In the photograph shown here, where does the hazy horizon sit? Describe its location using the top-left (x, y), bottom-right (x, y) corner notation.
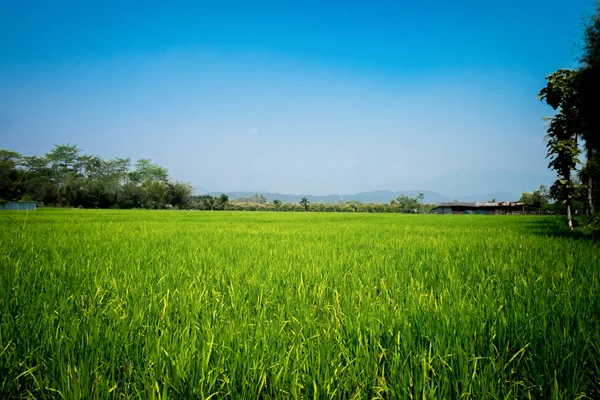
top-left (1, 0), bottom-right (594, 196)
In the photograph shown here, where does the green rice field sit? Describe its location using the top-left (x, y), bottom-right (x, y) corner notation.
top-left (1, 210), bottom-right (599, 399)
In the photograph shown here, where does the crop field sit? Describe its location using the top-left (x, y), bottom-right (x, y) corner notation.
top-left (0, 210), bottom-right (599, 399)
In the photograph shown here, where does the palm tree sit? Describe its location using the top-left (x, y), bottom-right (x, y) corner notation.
top-left (299, 197), bottom-right (310, 211)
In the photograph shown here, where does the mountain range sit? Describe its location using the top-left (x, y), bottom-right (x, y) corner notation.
top-left (200, 168), bottom-right (554, 205)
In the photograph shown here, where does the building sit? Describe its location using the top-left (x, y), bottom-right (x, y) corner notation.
top-left (0, 201), bottom-right (37, 211)
top-left (431, 201), bottom-right (525, 215)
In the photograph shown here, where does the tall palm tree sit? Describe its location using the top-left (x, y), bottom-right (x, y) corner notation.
top-left (299, 197), bottom-right (310, 211)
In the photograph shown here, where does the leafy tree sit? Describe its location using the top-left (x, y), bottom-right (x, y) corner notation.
top-left (45, 144), bottom-right (81, 173)
top-left (194, 194), bottom-right (228, 211)
top-left (273, 199), bottom-right (282, 210)
top-left (539, 5), bottom-right (600, 218)
top-left (217, 194), bottom-right (229, 210)
top-left (141, 179), bottom-right (169, 209)
top-left (130, 159), bottom-right (169, 184)
top-left (167, 181), bottom-right (193, 209)
top-left (299, 197), bottom-right (310, 211)
top-left (75, 156), bottom-right (131, 208)
top-left (43, 144), bottom-right (83, 206)
top-left (395, 194), bottom-right (420, 213)
top-left (113, 182), bottom-right (139, 208)
top-left (519, 185), bottom-right (550, 212)
top-left (0, 150), bottom-right (23, 200)
top-left (0, 145), bottom-right (186, 209)
top-left (539, 70), bottom-right (582, 229)
top-left (546, 112), bottom-right (580, 228)
top-left (415, 193), bottom-right (425, 213)
top-left (578, 5), bottom-right (600, 215)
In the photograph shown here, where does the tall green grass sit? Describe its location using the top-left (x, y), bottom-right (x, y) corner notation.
top-left (1, 210), bottom-right (598, 398)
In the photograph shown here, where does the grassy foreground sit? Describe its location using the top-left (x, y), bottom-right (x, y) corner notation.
top-left (0, 210), bottom-right (599, 399)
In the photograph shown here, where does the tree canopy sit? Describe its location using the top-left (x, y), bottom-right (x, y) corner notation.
top-left (539, 3), bottom-right (600, 228)
top-left (0, 144), bottom-right (193, 210)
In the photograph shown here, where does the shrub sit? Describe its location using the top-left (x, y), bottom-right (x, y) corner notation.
top-left (586, 214), bottom-right (600, 237)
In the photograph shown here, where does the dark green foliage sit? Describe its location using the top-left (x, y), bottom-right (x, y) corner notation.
top-left (272, 199), bottom-right (282, 209)
top-left (299, 197), bottom-right (310, 211)
top-left (0, 144), bottom-right (193, 209)
top-left (539, 71), bottom-right (582, 228)
top-left (587, 213), bottom-right (600, 236)
top-left (392, 194), bottom-right (421, 213)
top-left (191, 194), bottom-right (229, 210)
top-left (519, 185), bottom-right (550, 211)
top-left (540, 4), bottom-right (600, 221)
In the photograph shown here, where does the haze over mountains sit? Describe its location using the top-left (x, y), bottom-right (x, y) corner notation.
top-left (202, 168), bottom-right (554, 204)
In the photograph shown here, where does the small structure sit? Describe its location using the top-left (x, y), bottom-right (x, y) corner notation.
top-left (431, 201), bottom-right (525, 215)
top-left (0, 201), bottom-right (37, 211)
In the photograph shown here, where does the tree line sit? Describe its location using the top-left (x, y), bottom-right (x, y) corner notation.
top-left (0, 152), bottom-right (442, 213)
top-left (0, 144), bottom-right (194, 209)
top-left (219, 195), bottom-right (437, 213)
top-left (539, 5), bottom-right (600, 230)
top-left (0, 144), bottom-right (586, 216)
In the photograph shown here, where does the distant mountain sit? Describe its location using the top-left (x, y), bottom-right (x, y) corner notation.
top-left (202, 187), bottom-right (537, 205)
top-left (205, 191), bottom-right (441, 204)
top-left (203, 190), bottom-right (512, 205)
top-left (199, 168), bottom-right (552, 205)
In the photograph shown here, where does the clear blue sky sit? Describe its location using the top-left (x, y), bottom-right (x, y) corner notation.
top-left (0, 0), bottom-right (596, 196)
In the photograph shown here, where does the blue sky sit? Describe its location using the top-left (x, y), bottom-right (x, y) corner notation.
top-left (0, 0), bottom-right (596, 196)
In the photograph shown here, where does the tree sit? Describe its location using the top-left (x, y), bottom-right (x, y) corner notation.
top-left (195, 194), bottom-right (228, 211)
top-left (417, 193), bottom-right (424, 212)
top-left (76, 155), bottom-right (131, 208)
top-left (519, 185), bottom-right (550, 212)
top-left (0, 150), bottom-right (23, 200)
top-left (217, 194), bottom-right (229, 210)
top-left (578, 5), bottom-right (600, 216)
top-left (545, 110), bottom-right (580, 228)
top-left (45, 144), bottom-right (81, 173)
top-left (198, 195), bottom-right (217, 210)
top-left (539, 6), bottom-right (600, 218)
top-left (539, 70), bottom-right (583, 229)
top-left (299, 197), bottom-right (310, 211)
top-left (43, 144), bottom-right (83, 206)
top-left (141, 179), bottom-right (169, 209)
top-left (20, 155), bottom-right (56, 203)
top-left (0, 144), bottom-right (195, 210)
top-left (273, 199), bottom-right (282, 210)
top-left (167, 181), bottom-right (193, 209)
top-left (117, 182), bottom-right (143, 209)
top-left (130, 159), bottom-right (169, 184)
top-left (395, 194), bottom-right (420, 213)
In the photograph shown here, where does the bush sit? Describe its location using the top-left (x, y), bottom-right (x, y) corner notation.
top-left (586, 214), bottom-right (600, 237)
